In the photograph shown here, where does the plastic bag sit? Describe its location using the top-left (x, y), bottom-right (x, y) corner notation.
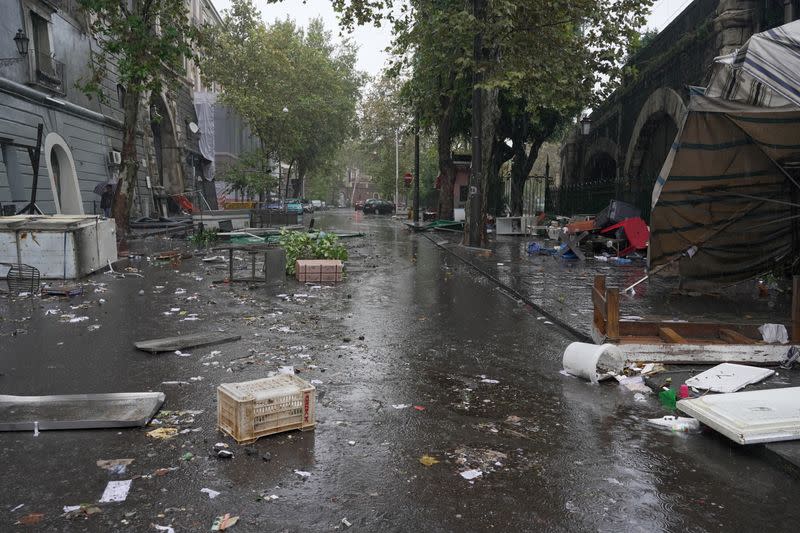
top-left (758, 323), bottom-right (788, 344)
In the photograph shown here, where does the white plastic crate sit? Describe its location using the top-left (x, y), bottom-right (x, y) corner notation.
top-left (217, 374), bottom-right (316, 444)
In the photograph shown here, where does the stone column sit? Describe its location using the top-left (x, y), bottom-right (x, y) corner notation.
top-left (714, 0), bottom-right (758, 56)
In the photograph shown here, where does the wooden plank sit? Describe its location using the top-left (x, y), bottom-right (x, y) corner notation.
top-left (592, 288), bottom-right (607, 319)
top-left (606, 288), bottom-right (620, 339)
top-left (793, 276), bottom-right (800, 342)
top-left (619, 321), bottom-right (767, 340)
top-left (719, 328), bottom-right (756, 345)
top-left (611, 343), bottom-right (786, 365)
top-left (134, 332), bottom-right (241, 353)
top-left (658, 327), bottom-right (686, 344)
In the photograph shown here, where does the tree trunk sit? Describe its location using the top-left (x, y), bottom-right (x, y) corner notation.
top-left (113, 87), bottom-right (142, 238)
top-left (479, 86), bottom-right (501, 242)
top-left (436, 115), bottom-right (455, 221)
top-left (284, 159), bottom-right (294, 199)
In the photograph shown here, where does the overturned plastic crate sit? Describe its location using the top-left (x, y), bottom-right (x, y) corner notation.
top-left (217, 374), bottom-right (316, 444)
top-left (295, 259), bottom-right (343, 283)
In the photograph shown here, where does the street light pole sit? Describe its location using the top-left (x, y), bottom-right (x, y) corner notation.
top-left (413, 112), bottom-right (420, 223)
top-left (395, 129), bottom-right (399, 207)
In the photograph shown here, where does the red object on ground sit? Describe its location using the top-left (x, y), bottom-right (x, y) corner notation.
top-left (679, 383), bottom-right (690, 399)
top-left (176, 194), bottom-right (194, 213)
top-left (600, 217), bottom-right (649, 257)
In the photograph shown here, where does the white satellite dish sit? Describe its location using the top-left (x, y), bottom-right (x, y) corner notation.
top-left (188, 121), bottom-right (200, 134)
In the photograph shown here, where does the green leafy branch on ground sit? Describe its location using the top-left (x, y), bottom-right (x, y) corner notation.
top-left (278, 230), bottom-right (348, 275)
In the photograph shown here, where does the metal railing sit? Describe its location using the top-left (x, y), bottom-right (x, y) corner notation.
top-left (33, 50), bottom-right (65, 94)
top-left (546, 176), bottom-right (657, 222)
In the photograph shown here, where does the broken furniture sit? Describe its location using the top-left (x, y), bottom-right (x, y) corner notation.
top-left (217, 374), bottom-right (316, 444)
top-left (591, 274), bottom-right (796, 364)
top-left (0, 215), bottom-right (117, 278)
top-left (0, 392), bottom-right (165, 431)
top-left (678, 386), bottom-right (800, 444)
top-left (0, 262), bottom-right (40, 294)
top-left (211, 243), bottom-right (286, 284)
top-left (134, 332), bottom-right (242, 353)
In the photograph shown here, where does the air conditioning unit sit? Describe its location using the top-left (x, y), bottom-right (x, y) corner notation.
top-left (108, 150), bottom-right (122, 165)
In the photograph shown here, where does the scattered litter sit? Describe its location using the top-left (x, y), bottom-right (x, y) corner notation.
top-left (782, 346), bottom-right (800, 370)
top-left (480, 378), bottom-right (500, 384)
top-left (616, 375), bottom-right (651, 394)
top-left (174, 350), bottom-right (192, 357)
top-left (146, 428), bottom-right (178, 439)
top-left (294, 470), bottom-right (311, 478)
top-left (99, 479), bottom-right (132, 503)
top-left (202, 255), bottom-right (226, 263)
top-left (135, 332), bottom-right (241, 353)
top-left (87, 324), bottom-right (101, 331)
top-left (759, 323), bottom-right (788, 344)
top-left (341, 518), bottom-right (352, 528)
top-left (201, 488), bottom-right (221, 499)
top-left (419, 455), bottom-right (440, 466)
top-left (392, 404), bottom-right (410, 409)
top-left (685, 363), bottom-right (775, 393)
top-left (181, 452), bottom-right (194, 461)
top-left (11, 504), bottom-right (24, 512)
top-left (647, 416), bottom-right (700, 432)
top-left (96, 458), bottom-right (134, 474)
top-left (278, 366), bottom-right (295, 375)
top-left (153, 525), bottom-right (175, 533)
top-left (69, 316), bottom-right (89, 323)
top-left (348, 440), bottom-right (356, 446)
top-left (460, 469), bottom-right (482, 480)
top-left (633, 393), bottom-right (647, 402)
top-left (217, 450), bottom-right (234, 459)
top-left (413, 405), bottom-right (426, 411)
top-left (310, 379), bottom-right (323, 385)
top-left (161, 380), bottom-right (190, 386)
top-left (63, 505), bottom-right (81, 513)
top-left (17, 513), bottom-right (44, 525)
top-left (210, 513), bottom-right (239, 531)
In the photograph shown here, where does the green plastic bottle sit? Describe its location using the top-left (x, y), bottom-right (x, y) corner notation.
top-left (659, 388), bottom-right (677, 410)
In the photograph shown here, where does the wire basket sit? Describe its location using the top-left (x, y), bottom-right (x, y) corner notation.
top-left (4, 263), bottom-right (41, 295)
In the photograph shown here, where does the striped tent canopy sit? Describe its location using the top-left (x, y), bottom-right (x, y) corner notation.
top-left (706, 20), bottom-right (800, 107)
top-left (649, 96), bottom-right (800, 284)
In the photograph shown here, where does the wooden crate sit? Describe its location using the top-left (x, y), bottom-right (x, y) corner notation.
top-left (295, 259), bottom-right (343, 283)
top-left (217, 375), bottom-right (316, 444)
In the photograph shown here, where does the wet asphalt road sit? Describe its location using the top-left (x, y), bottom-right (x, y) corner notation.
top-left (0, 209), bottom-right (799, 532)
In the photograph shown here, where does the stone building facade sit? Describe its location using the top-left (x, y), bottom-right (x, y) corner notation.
top-left (0, 0), bottom-right (218, 217)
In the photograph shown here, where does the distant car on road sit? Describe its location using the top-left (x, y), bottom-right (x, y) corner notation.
top-left (362, 198), bottom-right (395, 215)
top-left (311, 200), bottom-right (323, 210)
top-left (285, 199), bottom-right (304, 215)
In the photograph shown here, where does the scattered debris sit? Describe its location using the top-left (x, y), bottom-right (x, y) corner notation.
top-left (460, 469), bottom-right (482, 480)
top-left (562, 342), bottom-right (624, 383)
top-left (419, 455), bottom-right (440, 466)
top-left (147, 428), bottom-right (178, 440)
top-left (647, 416), bottom-right (700, 432)
top-left (685, 363), bottom-right (775, 393)
top-left (134, 332), bottom-right (241, 354)
top-left (96, 458), bottom-right (134, 475)
top-left (210, 514), bottom-right (239, 531)
top-left (17, 513), bottom-right (44, 525)
top-left (341, 518), bottom-right (352, 528)
top-left (99, 479), bottom-right (132, 503)
top-left (201, 488), bottom-right (221, 499)
top-left (294, 470), bottom-right (311, 479)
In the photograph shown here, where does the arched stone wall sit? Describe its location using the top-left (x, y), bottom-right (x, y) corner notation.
top-left (44, 132), bottom-right (84, 215)
top-left (624, 88), bottom-right (686, 178)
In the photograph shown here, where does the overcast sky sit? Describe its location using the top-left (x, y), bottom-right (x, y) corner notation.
top-left (211, 0), bottom-right (691, 77)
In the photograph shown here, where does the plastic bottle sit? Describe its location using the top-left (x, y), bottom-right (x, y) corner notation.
top-left (679, 383), bottom-right (689, 399)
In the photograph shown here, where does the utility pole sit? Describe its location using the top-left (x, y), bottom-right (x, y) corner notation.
top-left (467, 0), bottom-right (485, 246)
top-left (413, 112), bottom-right (420, 223)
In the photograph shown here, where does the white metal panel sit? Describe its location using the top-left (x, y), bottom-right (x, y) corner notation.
top-left (677, 387), bottom-right (800, 445)
top-left (685, 363), bottom-right (775, 393)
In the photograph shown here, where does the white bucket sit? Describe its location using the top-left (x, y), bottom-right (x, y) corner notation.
top-left (562, 342), bottom-right (625, 384)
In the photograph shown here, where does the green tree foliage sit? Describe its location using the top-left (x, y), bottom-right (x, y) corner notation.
top-left (215, 150), bottom-right (277, 200)
top-left (203, 0), bottom-right (363, 199)
top-left (77, 0), bottom-right (198, 232)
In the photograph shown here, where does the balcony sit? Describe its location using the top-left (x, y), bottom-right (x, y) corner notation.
top-left (32, 50), bottom-right (65, 94)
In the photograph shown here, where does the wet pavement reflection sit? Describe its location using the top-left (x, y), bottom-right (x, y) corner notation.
top-left (0, 209), bottom-right (797, 532)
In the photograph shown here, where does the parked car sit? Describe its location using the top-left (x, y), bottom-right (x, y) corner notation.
top-left (362, 198), bottom-right (395, 214)
top-left (284, 199), bottom-right (304, 215)
top-left (311, 200), bottom-right (323, 210)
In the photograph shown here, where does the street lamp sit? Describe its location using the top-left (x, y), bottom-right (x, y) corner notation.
top-left (0, 29), bottom-right (29, 66)
top-left (580, 115), bottom-right (592, 136)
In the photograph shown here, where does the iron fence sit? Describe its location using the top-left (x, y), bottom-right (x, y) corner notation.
top-left (546, 176), bottom-right (657, 222)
